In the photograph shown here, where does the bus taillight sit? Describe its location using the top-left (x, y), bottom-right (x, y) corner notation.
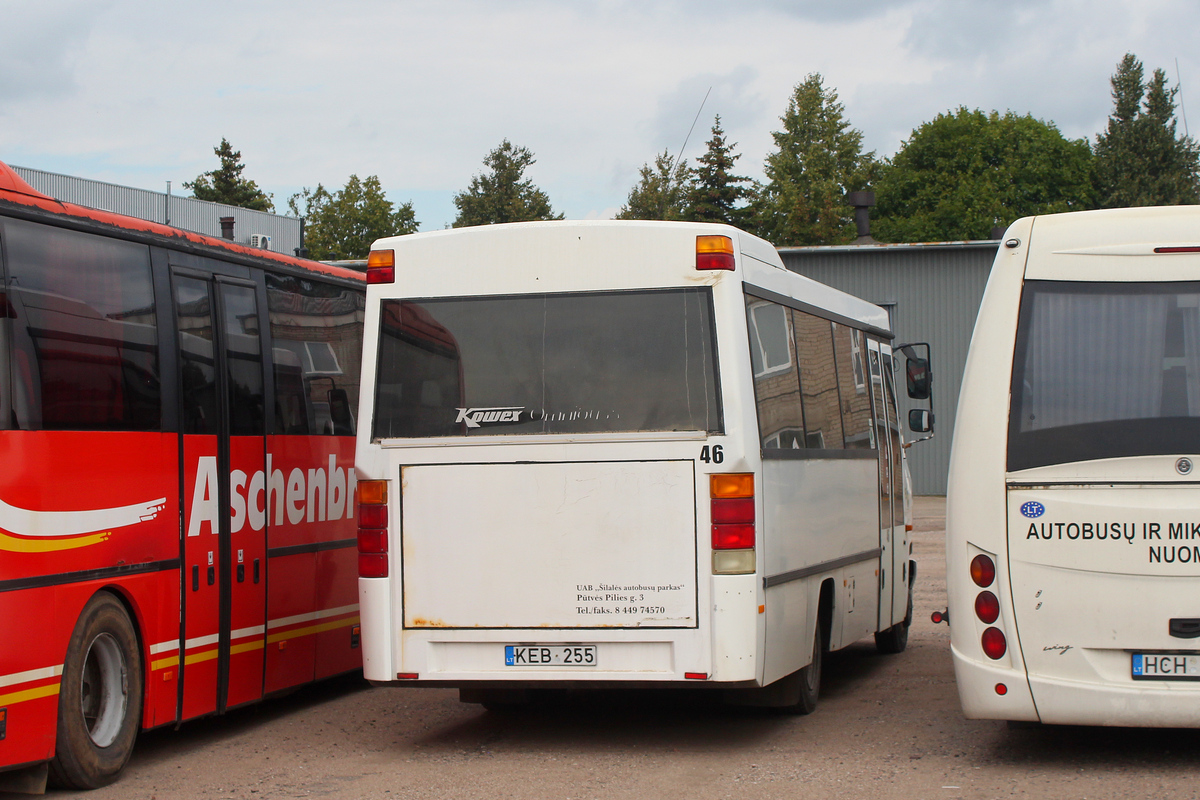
top-left (367, 249), bottom-right (396, 284)
top-left (696, 235), bottom-right (735, 271)
top-left (970, 554), bottom-right (995, 587)
top-left (357, 480), bottom-right (389, 578)
top-left (711, 473), bottom-right (754, 574)
top-left (974, 591), bottom-right (1000, 624)
top-left (981, 627), bottom-right (1007, 660)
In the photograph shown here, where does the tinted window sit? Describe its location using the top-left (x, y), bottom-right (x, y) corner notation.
top-left (5, 219), bottom-right (160, 431)
top-left (1009, 280), bottom-right (1200, 469)
top-left (266, 274), bottom-right (364, 436)
top-left (373, 288), bottom-right (721, 438)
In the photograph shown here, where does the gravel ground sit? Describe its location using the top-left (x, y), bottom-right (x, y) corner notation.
top-left (20, 496), bottom-right (1200, 799)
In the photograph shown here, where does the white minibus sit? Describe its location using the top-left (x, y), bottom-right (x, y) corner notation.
top-left (355, 221), bottom-right (932, 712)
top-left (946, 206), bottom-right (1200, 726)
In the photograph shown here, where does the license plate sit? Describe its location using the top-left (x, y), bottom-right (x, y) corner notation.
top-left (1132, 653), bottom-right (1200, 680)
top-left (504, 645), bottom-right (597, 667)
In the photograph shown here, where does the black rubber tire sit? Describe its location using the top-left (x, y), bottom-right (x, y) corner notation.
top-left (793, 626), bottom-right (823, 715)
top-left (875, 587), bottom-right (914, 655)
top-left (48, 592), bottom-right (143, 789)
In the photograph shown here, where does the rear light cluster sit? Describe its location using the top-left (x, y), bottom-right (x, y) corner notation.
top-left (367, 249), bottom-right (395, 284)
top-left (696, 235), bottom-right (735, 271)
top-left (357, 480), bottom-right (389, 578)
top-left (711, 473), bottom-right (754, 574)
top-left (971, 554), bottom-right (1006, 659)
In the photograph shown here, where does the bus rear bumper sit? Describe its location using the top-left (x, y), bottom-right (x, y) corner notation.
top-left (1028, 676), bottom-right (1200, 728)
top-left (950, 644), bottom-right (1038, 722)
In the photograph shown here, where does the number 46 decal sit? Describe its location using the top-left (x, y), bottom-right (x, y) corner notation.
top-left (699, 445), bottom-right (724, 464)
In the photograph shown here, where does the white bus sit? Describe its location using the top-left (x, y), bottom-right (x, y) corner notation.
top-left (355, 221), bottom-right (932, 712)
top-left (946, 206), bottom-right (1200, 727)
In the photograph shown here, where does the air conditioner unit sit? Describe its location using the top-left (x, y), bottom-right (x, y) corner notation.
top-left (250, 234), bottom-right (272, 250)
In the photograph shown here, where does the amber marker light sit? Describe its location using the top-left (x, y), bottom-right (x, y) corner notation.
top-left (696, 235), bottom-right (735, 271)
top-left (970, 554), bottom-right (996, 588)
top-left (367, 249), bottom-right (396, 284)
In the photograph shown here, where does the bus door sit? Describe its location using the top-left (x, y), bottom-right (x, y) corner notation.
top-left (868, 340), bottom-right (898, 626)
top-left (881, 349), bottom-right (908, 627)
top-left (174, 270), bottom-right (268, 718)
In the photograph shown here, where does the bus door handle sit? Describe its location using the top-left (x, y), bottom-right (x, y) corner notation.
top-left (253, 558), bottom-right (260, 584)
top-left (192, 565), bottom-right (199, 592)
top-left (237, 563), bottom-right (245, 583)
top-left (1169, 618), bottom-right (1200, 638)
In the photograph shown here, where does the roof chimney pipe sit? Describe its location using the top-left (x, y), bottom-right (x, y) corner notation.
top-left (220, 216), bottom-right (235, 240)
top-left (846, 191), bottom-right (877, 244)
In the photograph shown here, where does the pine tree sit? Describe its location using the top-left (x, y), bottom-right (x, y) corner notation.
top-left (615, 151), bottom-right (690, 220)
top-left (184, 138), bottom-right (275, 212)
top-left (453, 140), bottom-right (562, 227)
top-left (1094, 53), bottom-right (1200, 207)
top-left (682, 116), bottom-right (752, 225)
top-left (749, 74), bottom-right (876, 246)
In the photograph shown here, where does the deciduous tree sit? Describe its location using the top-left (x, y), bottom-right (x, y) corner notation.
top-left (184, 138), bottom-right (275, 212)
top-left (872, 108), bottom-right (1093, 242)
top-left (453, 140), bottom-right (562, 227)
top-left (288, 175), bottom-right (417, 261)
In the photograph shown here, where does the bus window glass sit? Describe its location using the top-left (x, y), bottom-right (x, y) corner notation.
top-left (175, 277), bottom-right (218, 435)
top-left (220, 283), bottom-right (265, 436)
top-left (793, 310), bottom-right (843, 449)
top-left (373, 288), bottom-right (721, 438)
top-left (266, 274), bottom-right (364, 436)
top-left (1009, 280), bottom-right (1200, 470)
top-left (747, 299), bottom-right (804, 449)
top-left (5, 219), bottom-right (160, 431)
top-left (833, 324), bottom-right (873, 448)
top-left (883, 353), bottom-right (905, 525)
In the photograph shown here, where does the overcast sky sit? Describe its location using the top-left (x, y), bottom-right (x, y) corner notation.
top-left (2, 0), bottom-right (1198, 232)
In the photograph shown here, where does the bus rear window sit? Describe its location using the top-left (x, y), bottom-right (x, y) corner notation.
top-left (1009, 280), bottom-right (1200, 470)
top-left (372, 288), bottom-right (721, 438)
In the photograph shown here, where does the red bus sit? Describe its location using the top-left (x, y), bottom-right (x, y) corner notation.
top-left (0, 161), bottom-right (365, 790)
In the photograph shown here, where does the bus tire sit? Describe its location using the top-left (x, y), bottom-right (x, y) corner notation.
top-left (48, 592), bottom-right (143, 789)
top-left (792, 626), bottom-right (823, 715)
top-left (875, 590), bottom-right (913, 655)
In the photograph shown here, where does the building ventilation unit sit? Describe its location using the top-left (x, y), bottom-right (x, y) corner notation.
top-left (250, 234), bottom-right (272, 250)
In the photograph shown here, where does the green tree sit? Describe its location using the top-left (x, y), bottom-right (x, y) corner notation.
top-left (288, 175), bottom-right (417, 260)
top-left (453, 140), bottom-right (562, 227)
top-left (749, 74), bottom-right (876, 246)
top-left (615, 150), bottom-right (690, 220)
top-left (682, 115), bottom-right (753, 225)
top-left (1093, 53), bottom-right (1200, 207)
top-left (184, 138), bottom-right (275, 212)
top-left (872, 108), bottom-right (1094, 243)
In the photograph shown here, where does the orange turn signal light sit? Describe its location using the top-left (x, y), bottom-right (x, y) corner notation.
top-left (358, 480), bottom-right (388, 506)
top-left (710, 473), bottom-right (753, 499)
top-left (696, 235), bottom-right (735, 271)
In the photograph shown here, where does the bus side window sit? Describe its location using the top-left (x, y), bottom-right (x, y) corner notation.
top-left (266, 274), bottom-right (364, 436)
top-left (791, 309), bottom-right (844, 449)
top-left (3, 218), bottom-right (160, 432)
top-left (833, 324), bottom-right (873, 449)
top-left (747, 299), bottom-right (805, 449)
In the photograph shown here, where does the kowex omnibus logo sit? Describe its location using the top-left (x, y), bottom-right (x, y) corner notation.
top-left (455, 407), bottom-right (524, 428)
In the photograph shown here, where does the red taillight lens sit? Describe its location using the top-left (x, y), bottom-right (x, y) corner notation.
top-left (696, 235), bottom-right (735, 271)
top-left (970, 554), bottom-right (995, 587)
top-left (974, 591), bottom-right (1000, 624)
top-left (358, 553), bottom-right (388, 578)
top-left (358, 504), bottom-right (387, 529)
top-left (367, 249), bottom-right (396, 284)
top-left (711, 497), bottom-right (754, 524)
top-left (981, 627), bottom-right (1007, 659)
top-left (357, 480), bottom-right (389, 578)
top-left (712, 523), bottom-right (755, 550)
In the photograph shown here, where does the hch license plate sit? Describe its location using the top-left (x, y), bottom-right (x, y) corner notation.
top-left (1132, 653), bottom-right (1200, 680)
top-left (505, 645), bottom-right (597, 667)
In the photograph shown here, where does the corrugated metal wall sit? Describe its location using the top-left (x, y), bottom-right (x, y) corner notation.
top-left (11, 165), bottom-right (302, 256)
top-left (780, 242), bottom-right (997, 495)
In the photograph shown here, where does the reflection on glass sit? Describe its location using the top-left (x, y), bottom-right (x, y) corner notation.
top-left (374, 289), bottom-right (721, 439)
top-left (176, 277), bottom-right (218, 435)
top-left (793, 311), bottom-right (842, 449)
top-left (834, 324), bottom-right (873, 449)
top-left (221, 284), bottom-right (264, 436)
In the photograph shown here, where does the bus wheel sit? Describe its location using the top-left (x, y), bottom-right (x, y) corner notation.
top-left (792, 626), bottom-right (823, 715)
top-left (48, 592), bottom-right (143, 789)
top-left (875, 591), bottom-right (913, 655)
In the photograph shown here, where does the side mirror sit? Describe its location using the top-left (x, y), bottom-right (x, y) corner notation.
top-left (899, 343), bottom-right (932, 400)
top-left (908, 408), bottom-right (933, 433)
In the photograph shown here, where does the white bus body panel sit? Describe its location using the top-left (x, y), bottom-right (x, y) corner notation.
top-left (949, 207), bottom-right (1200, 725)
top-left (357, 221), bottom-right (897, 689)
